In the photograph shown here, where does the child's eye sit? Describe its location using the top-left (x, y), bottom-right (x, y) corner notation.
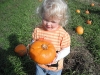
top-left (51, 21), bottom-right (56, 23)
top-left (43, 18), bottom-right (48, 21)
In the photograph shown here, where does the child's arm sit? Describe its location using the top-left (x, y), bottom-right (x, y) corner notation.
top-left (38, 58), bottom-right (64, 71)
top-left (55, 46), bottom-right (70, 62)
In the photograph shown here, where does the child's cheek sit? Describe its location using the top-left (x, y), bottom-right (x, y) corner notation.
top-left (42, 20), bottom-right (46, 25)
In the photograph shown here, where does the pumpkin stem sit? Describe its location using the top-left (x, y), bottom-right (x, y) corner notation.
top-left (42, 44), bottom-right (48, 50)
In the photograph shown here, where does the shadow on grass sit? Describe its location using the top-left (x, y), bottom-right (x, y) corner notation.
top-left (0, 47), bottom-right (16, 75)
top-left (0, 34), bottom-right (19, 75)
top-left (0, 33), bottom-right (36, 75)
top-left (89, 8), bottom-right (100, 15)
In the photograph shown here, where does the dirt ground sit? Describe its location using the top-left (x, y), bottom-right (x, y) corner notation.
top-left (62, 28), bottom-right (100, 75)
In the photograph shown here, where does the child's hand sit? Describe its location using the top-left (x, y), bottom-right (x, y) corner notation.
top-left (48, 67), bottom-right (58, 71)
top-left (38, 64), bottom-right (57, 72)
top-left (47, 53), bottom-right (58, 65)
top-left (47, 57), bottom-right (57, 65)
top-left (49, 58), bottom-right (64, 71)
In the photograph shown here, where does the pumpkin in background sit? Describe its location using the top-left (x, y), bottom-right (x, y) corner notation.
top-left (76, 26), bottom-right (84, 35)
top-left (76, 9), bottom-right (80, 13)
top-left (14, 44), bottom-right (27, 56)
top-left (87, 20), bottom-right (92, 25)
top-left (29, 40), bottom-right (56, 64)
top-left (85, 10), bottom-right (89, 14)
top-left (91, 3), bottom-right (94, 6)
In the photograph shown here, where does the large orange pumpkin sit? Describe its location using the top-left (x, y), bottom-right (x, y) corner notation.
top-left (29, 40), bottom-right (56, 64)
top-left (76, 26), bottom-right (84, 35)
top-left (14, 44), bottom-right (27, 56)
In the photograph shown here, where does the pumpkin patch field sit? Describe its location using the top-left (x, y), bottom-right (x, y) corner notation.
top-left (0, 0), bottom-right (100, 75)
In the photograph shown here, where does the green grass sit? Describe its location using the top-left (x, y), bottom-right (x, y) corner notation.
top-left (0, 0), bottom-right (41, 74)
top-left (0, 0), bottom-right (100, 75)
top-left (68, 0), bottom-right (100, 64)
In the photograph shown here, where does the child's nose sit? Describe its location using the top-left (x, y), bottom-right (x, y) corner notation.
top-left (47, 22), bottom-right (51, 25)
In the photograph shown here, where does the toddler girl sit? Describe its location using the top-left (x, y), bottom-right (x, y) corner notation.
top-left (32, 0), bottom-right (71, 75)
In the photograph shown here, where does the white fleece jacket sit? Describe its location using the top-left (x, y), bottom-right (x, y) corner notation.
top-left (55, 46), bottom-right (70, 62)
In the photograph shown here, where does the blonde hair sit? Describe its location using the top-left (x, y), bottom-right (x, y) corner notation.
top-left (37, 0), bottom-right (70, 27)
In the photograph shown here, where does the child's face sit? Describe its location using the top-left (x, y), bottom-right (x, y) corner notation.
top-left (42, 16), bottom-right (61, 31)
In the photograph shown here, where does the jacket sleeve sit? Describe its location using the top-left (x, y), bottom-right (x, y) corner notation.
top-left (55, 46), bottom-right (70, 62)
